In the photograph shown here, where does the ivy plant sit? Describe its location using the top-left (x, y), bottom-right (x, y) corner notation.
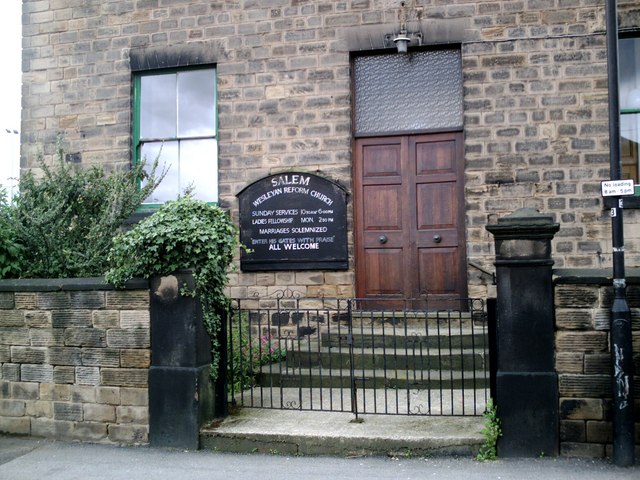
top-left (105, 194), bottom-right (239, 382)
top-left (0, 187), bottom-right (23, 279)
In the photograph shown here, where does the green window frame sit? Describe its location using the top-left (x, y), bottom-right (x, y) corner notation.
top-left (133, 66), bottom-right (218, 206)
top-left (620, 37), bottom-right (640, 183)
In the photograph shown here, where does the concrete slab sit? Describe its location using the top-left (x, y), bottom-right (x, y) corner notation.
top-left (200, 408), bottom-right (484, 457)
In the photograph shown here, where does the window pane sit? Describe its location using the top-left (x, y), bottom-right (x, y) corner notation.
top-left (178, 70), bottom-right (216, 137)
top-left (621, 114), bottom-right (640, 181)
top-left (179, 139), bottom-right (218, 202)
top-left (354, 50), bottom-right (463, 135)
top-left (141, 141), bottom-right (180, 203)
top-left (140, 74), bottom-right (177, 139)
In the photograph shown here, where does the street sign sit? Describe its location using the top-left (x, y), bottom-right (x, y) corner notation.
top-left (601, 179), bottom-right (635, 197)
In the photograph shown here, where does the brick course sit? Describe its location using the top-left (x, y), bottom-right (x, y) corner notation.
top-left (554, 274), bottom-right (640, 458)
top-left (0, 283), bottom-right (150, 445)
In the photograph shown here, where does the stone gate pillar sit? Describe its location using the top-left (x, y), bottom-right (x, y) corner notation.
top-left (486, 208), bottom-right (560, 457)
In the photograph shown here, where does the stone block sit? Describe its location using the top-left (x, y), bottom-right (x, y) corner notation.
top-left (64, 327), bottom-right (106, 347)
top-left (0, 399), bottom-right (26, 416)
top-left (71, 385), bottom-right (96, 404)
top-left (52, 310), bottom-right (92, 328)
top-left (25, 400), bottom-right (53, 418)
top-left (586, 420), bottom-right (612, 443)
top-left (72, 421), bottom-right (108, 442)
top-left (96, 386), bottom-right (120, 405)
top-left (560, 419), bottom-right (585, 442)
top-left (121, 387), bottom-right (148, 406)
top-left (82, 348), bottom-right (120, 367)
top-left (29, 328), bottom-right (65, 347)
top-left (24, 311), bottom-right (52, 327)
top-left (10, 346), bottom-right (47, 364)
top-left (0, 328), bottom-right (30, 346)
top-left (0, 416), bottom-right (31, 435)
top-left (0, 292), bottom-right (15, 309)
top-left (11, 382), bottom-right (39, 400)
top-left (53, 366), bottom-right (76, 384)
top-left (21, 364), bottom-right (54, 383)
top-left (560, 441), bottom-right (605, 458)
top-left (31, 417), bottom-right (74, 439)
top-left (555, 285), bottom-right (598, 308)
top-left (101, 368), bottom-right (148, 388)
top-left (76, 366), bottom-right (100, 385)
top-left (53, 401), bottom-right (83, 421)
top-left (14, 293), bottom-right (36, 310)
top-left (39, 383), bottom-right (71, 401)
top-left (108, 423), bottom-right (148, 444)
top-left (121, 349), bottom-right (151, 368)
top-left (555, 352), bottom-right (583, 374)
top-left (559, 374), bottom-right (610, 398)
top-left (560, 398), bottom-right (603, 420)
top-left (49, 347), bottom-right (82, 366)
top-left (120, 310), bottom-right (150, 329)
top-left (555, 309), bottom-right (593, 330)
top-left (37, 292), bottom-right (71, 310)
top-left (116, 405), bottom-right (148, 424)
top-left (0, 311), bottom-right (25, 327)
top-left (106, 329), bottom-right (150, 348)
top-left (83, 403), bottom-right (116, 422)
top-left (556, 332), bottom-right (608, 353)
top-left (583, 354), bottom-right (610, 375)
top-left (106, 291), bottom-right (149, 310)
top-left (0, 345), bottom-right (10, 363)
top-left (92, 311), bottom-right (120, 328)
top-left (2, 364), bottom-right (20, 381)
top-left (69, 291), bottom-right (106, 309)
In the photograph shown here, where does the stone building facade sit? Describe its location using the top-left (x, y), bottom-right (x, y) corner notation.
top-left (19, 0), bottom-right (640, 301)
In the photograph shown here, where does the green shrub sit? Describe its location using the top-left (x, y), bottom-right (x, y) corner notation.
top-left (0, 188), bottom-right (23, 279)
top-left (105, 194), bottom-right (240, 381)
top-left (7, 142), bottom-right (163, 278)
top-left (476, 398), bottom-right (502, 461)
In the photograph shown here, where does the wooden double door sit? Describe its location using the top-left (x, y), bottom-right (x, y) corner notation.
top-left (354, 132), bottom-right (467, 307)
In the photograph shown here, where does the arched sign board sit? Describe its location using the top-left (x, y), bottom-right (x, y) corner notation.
top-left (237, 172), bottom-right (348, 271)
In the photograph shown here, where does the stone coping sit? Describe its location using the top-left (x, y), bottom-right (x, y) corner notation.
top-left (553, 268), bottom-right (640, 285)
top-left (0, 277), bottom-right (149, 292)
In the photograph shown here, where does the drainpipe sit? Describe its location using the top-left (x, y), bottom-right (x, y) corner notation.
top-left (605, 0), bottom-right (635, 467)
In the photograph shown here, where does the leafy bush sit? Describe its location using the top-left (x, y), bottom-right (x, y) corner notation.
top-left (228, 318), bottom-right (287, 393)
top-left (105, 194), bottom-right (239, 381)
top-left (0, 188), bottom-right (23, 279)
top-left (5, 143), bottom-right (163, 278)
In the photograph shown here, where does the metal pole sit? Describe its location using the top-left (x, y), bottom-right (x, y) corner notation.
top-left (605, 0), bottom-right (635, 467)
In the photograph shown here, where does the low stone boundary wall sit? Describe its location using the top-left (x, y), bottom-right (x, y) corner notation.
top-left (554, 269), bottom-right (640, 458)
top-left (0, 278), bottom-right (150, 444)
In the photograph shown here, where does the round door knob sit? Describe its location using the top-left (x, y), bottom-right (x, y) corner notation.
top-left (433, 234), bottom-right (442, 243)
top-left (379, 235), bottom-right (388, 244)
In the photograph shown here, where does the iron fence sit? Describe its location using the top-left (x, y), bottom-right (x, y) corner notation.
top-left (226, 296), bottom-right (490, 417)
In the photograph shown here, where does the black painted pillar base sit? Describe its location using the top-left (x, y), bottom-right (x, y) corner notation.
top-left (148, 271), bottom-right (214, 449)
top-left (487, 208), bottom-right (560, 458)
top-left (496, 372), bottom-right (558, 457)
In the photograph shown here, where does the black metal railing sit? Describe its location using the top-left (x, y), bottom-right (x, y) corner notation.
top-left (226, 296), bottom-right (490, 417)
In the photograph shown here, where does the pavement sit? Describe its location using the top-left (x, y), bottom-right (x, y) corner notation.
top-left (1, 432), bottom-right (639, 480)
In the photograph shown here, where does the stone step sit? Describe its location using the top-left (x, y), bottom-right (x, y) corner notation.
top-left (200, 409), bottom-right (485, 457)
top-left (257, 363), bottom-right (489, 390)
top-left (285, 347), bottom-right (487, 370)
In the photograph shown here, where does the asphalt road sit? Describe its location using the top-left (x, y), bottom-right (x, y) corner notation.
top-left (1, 435), bottom-right (638, 480)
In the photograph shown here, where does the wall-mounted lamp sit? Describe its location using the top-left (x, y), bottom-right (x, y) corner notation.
top-left (385, 1), bottom-right (423, 53)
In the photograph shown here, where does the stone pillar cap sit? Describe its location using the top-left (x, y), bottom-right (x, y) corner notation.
top-left (486, 208), bottom-right (559, 239)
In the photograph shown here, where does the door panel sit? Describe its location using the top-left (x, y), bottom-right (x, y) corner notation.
top-left (355, 132), bottom-right (466, 307)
